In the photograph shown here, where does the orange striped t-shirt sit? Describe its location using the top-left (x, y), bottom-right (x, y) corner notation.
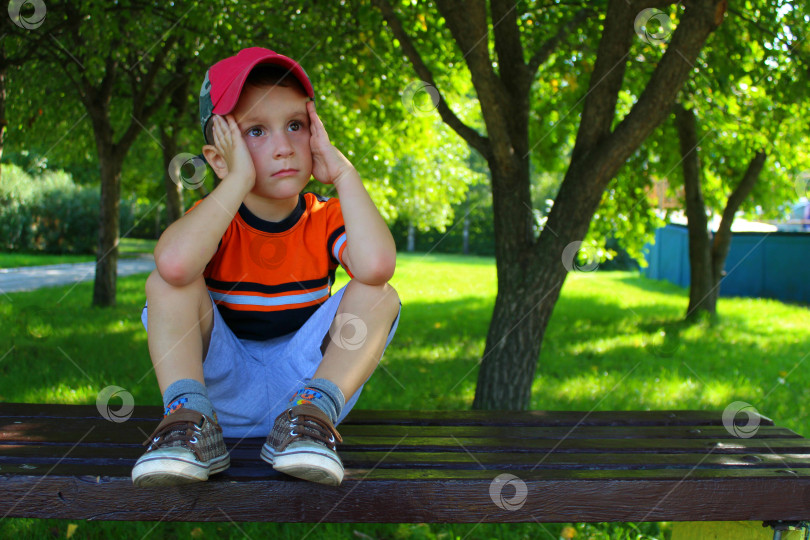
top-left (191, 192), bottom-right (349, 341)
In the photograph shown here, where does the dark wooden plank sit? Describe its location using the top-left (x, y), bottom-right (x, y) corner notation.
top-left (2, 414), bottom-right (804, 453)
top-left (339, 424), bottom-right (801, 440)
top-left (4, 443), bottom-right (810, 471)
top-left (0, 403), bottom-right (777, 428)
top-left (341, 437), bottom-right (810, 454)
top-left (2, 429), bottom-right (808, 454)
top-left (1, 416), bottom-right (800, 445)
top-left (0, 469), bottom-right (808, 522)
top-left (2, 463), bottom-right (809, 482)
top-left (340, 409), bottom-right (777, 428)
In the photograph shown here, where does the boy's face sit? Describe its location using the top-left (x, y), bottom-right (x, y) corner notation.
top-left (231, 83), bottom-right (312, 200)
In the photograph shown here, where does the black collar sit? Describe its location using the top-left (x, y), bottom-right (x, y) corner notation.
top-left (238, 194), bottom-right (306, 233)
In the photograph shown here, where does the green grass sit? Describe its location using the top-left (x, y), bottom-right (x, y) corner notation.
top-left (2, 252), bottom-right (809, 538)
top-left (0, 237), bottom-right (156, 268)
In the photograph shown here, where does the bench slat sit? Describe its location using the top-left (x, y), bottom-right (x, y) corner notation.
top-left (0, 404), bottom-right (776, 427)
top-left (2, 417), bottom-right (798, 441)
top-left (3, 435), bottom-right (808, 454)
top-left (4, 444), bottom-right (810, 471)
top-left (0, 471), bottom-right (807, 522)
top-left (2, 421), bottom-right (802, 453)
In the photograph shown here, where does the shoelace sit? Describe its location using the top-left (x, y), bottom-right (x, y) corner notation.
top-left (142, 420), bottom-right (205, 462)
top-left (285, 412), bottom-right (343, 451)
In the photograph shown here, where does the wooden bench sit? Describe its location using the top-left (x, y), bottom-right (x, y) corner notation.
top-left (1, 403), bottom-right (809, 537)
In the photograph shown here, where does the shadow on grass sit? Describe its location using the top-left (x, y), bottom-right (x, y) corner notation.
top-left (0, 274), bottom-right (159, 406)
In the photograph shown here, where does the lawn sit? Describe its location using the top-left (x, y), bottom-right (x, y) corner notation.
top-left (1, 251), bottom-right (808, 539)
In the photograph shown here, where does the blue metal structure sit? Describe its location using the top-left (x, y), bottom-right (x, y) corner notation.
top-left (644, 224), bottom-right (810, 304)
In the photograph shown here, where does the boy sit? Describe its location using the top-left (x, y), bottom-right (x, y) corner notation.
top-left (132, 47), bottom-right (400, 487)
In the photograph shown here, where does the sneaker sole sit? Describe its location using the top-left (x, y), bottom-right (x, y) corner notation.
top-left (132, 452), bottom-right (230, 487)
top-left (260, 443), bottom-right (343, 486)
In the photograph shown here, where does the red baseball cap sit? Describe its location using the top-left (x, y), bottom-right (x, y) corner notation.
top-left (199, 47), bottom-right (314, 142)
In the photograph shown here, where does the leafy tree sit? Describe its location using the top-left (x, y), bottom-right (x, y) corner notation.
top-left (607, 1), bottom-right (809, 318)
top-left (675, 1), bottom-right (809, 319)
top-left (374, 0), bottom-right (728, 408)
top-left (5, 1), bottom-right (211, 305)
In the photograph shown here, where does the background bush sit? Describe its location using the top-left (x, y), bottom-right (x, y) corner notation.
top-left (0, 164), bottom-right (149, 254)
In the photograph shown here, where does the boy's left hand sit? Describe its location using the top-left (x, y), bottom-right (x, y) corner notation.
top-left (308, 100), bottom-right (354, 185)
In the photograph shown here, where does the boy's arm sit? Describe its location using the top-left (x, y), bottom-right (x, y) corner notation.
top-left (307, 101), bottom-right (396, 285)
top-left (154, 115), bottom-right (255, 287)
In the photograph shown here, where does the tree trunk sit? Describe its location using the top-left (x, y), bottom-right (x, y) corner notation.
top-left (160, 68), bottom-right (190, 225)
top-left (473, 159), bottom-right (552, 409)
top-left (473, 266), bottom-right (559, 408)
top-left (675, 103), bottom-right (715, 319)
top-left (676, 101), bottom-right (766, 321)
top-left (462, 214), bottom-right (470, 255)
top-left (0, 56), bottom-right (6, 183)
top-left (407, 222), bottom-right (415, 252)
top-left (709, 151), bottom-right (766, 297)
top-left (161, 128), bottom-right (184, 225)
top-left (93, 154), bottom-right (123, 307)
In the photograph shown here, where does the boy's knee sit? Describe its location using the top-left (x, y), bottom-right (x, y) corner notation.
top-left (378, 283), bottom-right (400, 319)
top-left (345, 280), bottom-right (399, 320)
top-left (145, 269), bottom-right (166, 300)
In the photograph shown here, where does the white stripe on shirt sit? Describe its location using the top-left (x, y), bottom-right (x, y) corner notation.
top-left (210, 286), bottom-right (329, 307)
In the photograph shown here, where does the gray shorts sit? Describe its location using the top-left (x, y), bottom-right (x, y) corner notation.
top-left (141, 284), bottom-right (400, 438)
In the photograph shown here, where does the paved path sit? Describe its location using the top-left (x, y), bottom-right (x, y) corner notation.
top-left (0, 257), bottom-right (156, 294)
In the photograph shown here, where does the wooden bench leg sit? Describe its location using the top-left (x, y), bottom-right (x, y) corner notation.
top-left (672, 521), bottom-right (806, 540)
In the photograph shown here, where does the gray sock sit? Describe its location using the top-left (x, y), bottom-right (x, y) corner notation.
top-left (291, 378), bottom-right (345, 425)
top-left (162, 378), bottom-right (215, 420)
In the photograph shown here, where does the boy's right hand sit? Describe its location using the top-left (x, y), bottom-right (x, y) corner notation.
top-left (211, 115), bottom-right (256, 190)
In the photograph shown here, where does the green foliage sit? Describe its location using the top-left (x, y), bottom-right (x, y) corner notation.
top-left (0, 164), bottom-right (96, 253)
top-left (391, 186), bottom-right (496, 256)
top-left (607, 0), bottom-right (810, 250)
top-left (119, 197), bottom-right (172, 240)
top-left (0, 165), bottom-right (157, 254)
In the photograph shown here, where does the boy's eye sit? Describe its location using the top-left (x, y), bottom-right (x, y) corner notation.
top-left (247, 127), bottom-right (264, 137)
top-left (288, 121), bottom-right (303, 132)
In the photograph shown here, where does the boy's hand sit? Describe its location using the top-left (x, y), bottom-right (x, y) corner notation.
top-left (211, 114), bottom-right (255, 189)
top-left (308, 101), bottom-right (354, 185)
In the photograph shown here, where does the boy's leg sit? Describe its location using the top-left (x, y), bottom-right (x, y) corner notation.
top-left (263, 280), bottom-right (400, 485)
top-left (144, 270), bottom-right (213, 394)
top-left (132, 270), bottom-right (228, 487)
top-left (314, 280), bottom-right (401, 400)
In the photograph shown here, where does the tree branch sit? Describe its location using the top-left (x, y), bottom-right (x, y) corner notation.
top-left (436, 0), bottom-right (520, 167)
top-left (570, 0), bottom-right (636, 163)
top-left (711, 150), bottom-right (767, 276)
top-left (372, 0), bottom-right (491, 159)
top-left (118, 70), bottom-right (186, 156)
top-left (98, 54), bottom-right (119, 107)
top-left (133, 35), bottom-right (179, 120)
top-left (597, 0), bottom-right (727, 176)
top-left (491, 0), bottom-right (528, 95)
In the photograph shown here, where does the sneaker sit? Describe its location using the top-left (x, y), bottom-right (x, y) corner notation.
top-left (131, 408), bottom-right (230, 487)
top-left (260, 403), bottom-right (344, 485)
